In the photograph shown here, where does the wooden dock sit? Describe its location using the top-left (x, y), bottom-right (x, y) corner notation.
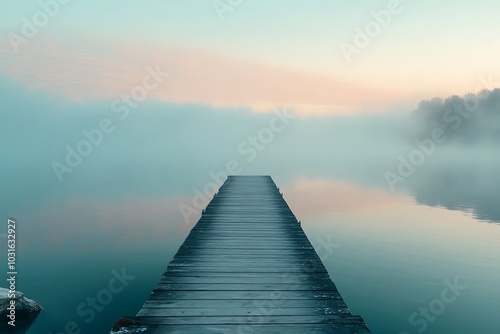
top-left (111, 175), bottom-right (371, 333)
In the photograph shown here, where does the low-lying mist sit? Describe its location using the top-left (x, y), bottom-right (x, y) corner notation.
top-left (1, 76), bottom-right (498, 224)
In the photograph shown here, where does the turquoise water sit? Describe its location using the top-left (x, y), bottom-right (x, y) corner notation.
top-left (2, 176), bottom-right (498, 334)
top-left (286, 178), bottom-right (500, 334)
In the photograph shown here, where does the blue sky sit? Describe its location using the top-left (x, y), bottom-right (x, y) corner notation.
top-left (1, 0), bottom-right (500, 113)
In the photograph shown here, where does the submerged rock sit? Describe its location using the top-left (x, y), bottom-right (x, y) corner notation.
top-left (0, 287), bottom-right (42, 333)
top-left (110, 317), bottom-right (148, 334)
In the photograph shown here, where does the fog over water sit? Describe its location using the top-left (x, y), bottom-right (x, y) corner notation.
top-left (2, 77), bottom-right (498, 225)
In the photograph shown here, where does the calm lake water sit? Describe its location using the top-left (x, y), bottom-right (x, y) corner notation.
top-left (5, 175), bottom-right (499, 334)
top-left (2, 82), bottom-right (499, 333)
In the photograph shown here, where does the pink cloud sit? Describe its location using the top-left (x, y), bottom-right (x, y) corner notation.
top-left (0, 36), bottom-right (394, 114)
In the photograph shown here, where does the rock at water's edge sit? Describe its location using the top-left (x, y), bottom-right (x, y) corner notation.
top-left (0, 287), bottom-right (42, 332)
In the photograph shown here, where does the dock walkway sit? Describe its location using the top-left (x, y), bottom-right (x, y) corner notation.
top-left (111, 175), bottom-right (371, 333)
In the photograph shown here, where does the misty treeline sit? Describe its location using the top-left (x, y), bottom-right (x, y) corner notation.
top-left (410, 89), bottom-right (500, 145)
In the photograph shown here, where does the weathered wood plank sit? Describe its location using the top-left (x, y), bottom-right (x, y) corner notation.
top-left (137, 307), bottom-right (353, 317)
top-left (159, 272), bottom-right (332, 278)
top-left (147, 289), bottom-right (341, 300)
top-left (153, 282), bottom-right (337, 291)
top-left (112, 323), bottom-right (370, 334)
top-left (158, 276), bottom-right (333, 284)
top-left (141, 299), bottom-right (347, 309)
top-left (133, 315), bottom-right (365, 325)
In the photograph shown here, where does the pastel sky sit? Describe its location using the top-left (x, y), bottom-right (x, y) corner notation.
top-left (1, 0), bottom-right (500, 114)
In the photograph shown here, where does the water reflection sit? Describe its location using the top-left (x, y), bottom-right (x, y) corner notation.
top-left (282, 177), bottom-right (500, 334)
